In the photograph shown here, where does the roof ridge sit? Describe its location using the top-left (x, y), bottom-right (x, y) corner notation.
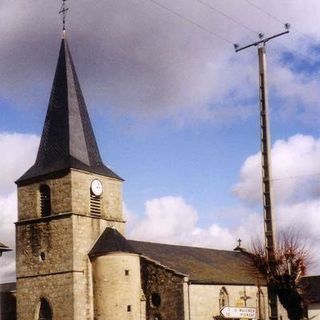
top-left (128, 239), bottom-right (242, 254)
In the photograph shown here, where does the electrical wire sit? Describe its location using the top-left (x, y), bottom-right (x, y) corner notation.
top-left (243, 0), bottom-right (283, 25)
top-left (272, 173), bottom-right (320, 182)
top-left (142, 0), bottom-right (234, 44)
top-left (195, 0), bottom-right (258, 36)
top-left (240, 0), bottom-right (320, 67)
top-left (243, 0), bottom-right (316, 42)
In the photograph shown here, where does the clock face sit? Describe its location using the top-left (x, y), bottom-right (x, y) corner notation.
top-left (91, 179), bottom-right (103, 196)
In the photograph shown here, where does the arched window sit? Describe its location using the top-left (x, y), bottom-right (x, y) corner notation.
top-left (256, 289), bottom-right (266, 320)
top-left (219, 287), bottom-right (229, 309)
top-left (37, 298), bottom-right (52, 320)
top-left (40, 185), bottom-right (51, 217)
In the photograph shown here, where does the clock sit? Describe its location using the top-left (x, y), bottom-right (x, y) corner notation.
top-left (90, 179), bottom-right (103, 196)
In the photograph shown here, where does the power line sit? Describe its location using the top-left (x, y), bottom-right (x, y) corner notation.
top-left (142, 0), bottom-right (234, 44)
top-left (240, 0), bottom-right (320, 67)
top-left (243, 0), bottom-right (283, 25)
top-left (243, 0), bottom-right (314, 42)
top-left (272, 173), bottom-right (320, 182)
top-left (195, 0), bottom-right (258, 36)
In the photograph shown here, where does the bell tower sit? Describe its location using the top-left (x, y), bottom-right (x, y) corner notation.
top-left (15, 34), bottom-right (125, 320)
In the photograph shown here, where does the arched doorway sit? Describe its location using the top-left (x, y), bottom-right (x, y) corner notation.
top-left (37, 298), bottom-right (52, 320)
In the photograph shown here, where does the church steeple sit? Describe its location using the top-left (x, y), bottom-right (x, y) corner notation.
top-left (17, 38), bottom-right (122, 184)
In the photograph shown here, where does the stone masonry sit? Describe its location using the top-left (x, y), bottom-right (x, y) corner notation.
top-left (16, 169), bottom-right (125, 320)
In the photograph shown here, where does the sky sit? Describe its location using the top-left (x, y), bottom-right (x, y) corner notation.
top-left (0, 0), bottom-right (319, 282)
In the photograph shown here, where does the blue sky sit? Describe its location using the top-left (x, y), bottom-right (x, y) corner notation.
top-left (1, 0), bottom-right (320, 281)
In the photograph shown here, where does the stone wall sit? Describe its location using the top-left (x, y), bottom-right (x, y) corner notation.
top-left (92, 253), bottom-right (143, 320)
top-left (141, 258), bottom-right (185, 320)
top-left (71, 214), bottom-right (125, 319)
top-left (17, 174), bottom-right (72, 220)
top-left (307, 303), bottom-right (320, 320)
top-left (16, 169), bottom-right (125, 320)
top-left (16, 273), bottom-right (74, 320)
top-left (16, 216), bottom-right (73, 278)
top-left (17, 170), bottom-right (124, 223)
top-left (71, 170), bottom-right (123, 222)
top-left (188, 283), bottom-right (269, 320)
top-left (0, 291), bottom-right (16, 320)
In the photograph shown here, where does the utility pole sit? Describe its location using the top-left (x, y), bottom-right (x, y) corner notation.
top-left (234, 26), bottom-right (289, 320)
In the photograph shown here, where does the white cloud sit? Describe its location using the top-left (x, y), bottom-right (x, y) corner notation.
top-left (233, 134), bottom-right (320, 273)
top-left (127, 132), bottom-right (320, 273)
top-left (233, 134), bottom-right (320, 205)
top-left (0, 133), bottom-right (39, 193)
top-left (276, 199), bottom-right (320, 274)
top-left (0, 253), bottom-right (16, 283)
top-left (128, 195), bottom-right (261, 250)
top-left (0, 191), bottom-right (17, 283)
top-left (278, 200), bottom-right (320, 243)
top-left (269, 61), bottom-right (320, 124)
top-left (126, 192), bottom-right (320, 273)
top-left (0, 132), bottom-right (39, 283)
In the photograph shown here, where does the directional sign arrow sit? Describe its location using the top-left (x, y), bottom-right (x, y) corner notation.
top-left (220, 306), bottom-right (256, 319)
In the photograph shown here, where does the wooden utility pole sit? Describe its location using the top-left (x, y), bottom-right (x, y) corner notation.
top-left (234, 27), bottom-right (289, 320)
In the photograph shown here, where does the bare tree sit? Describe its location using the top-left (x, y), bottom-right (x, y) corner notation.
top-left (249, 232), bottom-right (310, 320)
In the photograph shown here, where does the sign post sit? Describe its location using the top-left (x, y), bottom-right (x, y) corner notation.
top-left (220, 306), bottom-right (256, 319)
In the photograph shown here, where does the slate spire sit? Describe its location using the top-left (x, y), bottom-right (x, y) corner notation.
top-left (17, 37), bottom-right (122, 184)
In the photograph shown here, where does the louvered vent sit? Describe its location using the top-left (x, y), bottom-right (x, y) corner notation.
top-left (40, 185), bottom-right (51, 217)
top-left (90, 193), bottom-right (101, 215)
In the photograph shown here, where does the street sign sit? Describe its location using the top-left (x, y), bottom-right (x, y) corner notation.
top-left (220, 306), bottom-right (256, 319)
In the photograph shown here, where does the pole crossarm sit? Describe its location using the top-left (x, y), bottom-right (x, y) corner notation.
top-left (235, 30), bottom-right (289, 52)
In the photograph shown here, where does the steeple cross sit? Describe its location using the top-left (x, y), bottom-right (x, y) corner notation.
top-left (59, 0), bottom-right (69, 31)
top-left (237, 238), bottom-right (242, 247)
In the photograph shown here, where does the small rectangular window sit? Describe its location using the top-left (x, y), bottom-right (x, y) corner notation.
top-left (125, 269), bottom-right (129, 276)
top-left (127, 305), bottom-right (131, 312)
top-left (39, 251), bottom-right (46, 262)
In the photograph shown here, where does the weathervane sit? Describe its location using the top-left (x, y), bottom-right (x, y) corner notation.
top-left (59, 0), bottom-right (69, 32)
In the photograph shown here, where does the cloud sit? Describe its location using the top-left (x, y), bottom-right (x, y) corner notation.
top-left (276, 200), bottom-right (320, 273)
top-left (1, 1), bottom-right (320, 125)
top-left (127, 195), bottom-right (262, 249)
top-left (0, 192), bottom-right (17, 283)
top-left (232, 133), bottom-right (320, 273)
top-left (0, 132), bottom-right (39, 283)
top-left (0, 133), bottom-right (39, 194)
top-left (278, 199), bottom-right (320, 243)
top-left (269, 59), bottom-right (320, 125)
top-left (233, 134), bottom-right (320, 205)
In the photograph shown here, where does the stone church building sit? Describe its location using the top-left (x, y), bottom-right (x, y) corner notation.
top-left (1, 33), bottom-right (289, 320)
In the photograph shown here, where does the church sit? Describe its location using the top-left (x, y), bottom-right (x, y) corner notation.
top-left (1, 30), bottom-right (291, 320)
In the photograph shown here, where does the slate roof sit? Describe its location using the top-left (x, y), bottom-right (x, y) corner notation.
top-left (89, 228), bottom-right (138, 258)
top-left (301, 276), bottom-right (320, 303)
top-left (0, 242), bottom-right (11, 252)
top-left (129, 240), bottom-right (266, 285)
top-left (16, 37), bottom-right (122, 184)
top-left (0, 282), bottom-right (16, 293)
